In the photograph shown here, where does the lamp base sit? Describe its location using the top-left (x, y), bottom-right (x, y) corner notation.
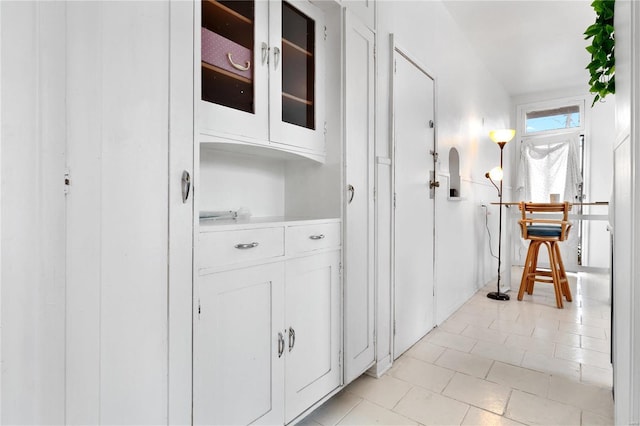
top-left (487, 291), bottom-right (510, 301)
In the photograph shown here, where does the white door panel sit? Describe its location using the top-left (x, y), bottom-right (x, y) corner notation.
top-left (343, 11), bottom-right (375, 383)
top-left (285, 251), bottom-right (341, 423)
top-left (194, 264), bottom-right (285, 426)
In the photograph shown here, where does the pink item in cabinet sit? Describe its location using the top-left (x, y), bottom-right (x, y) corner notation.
top-left (201, 28), bottom-right (253, 81)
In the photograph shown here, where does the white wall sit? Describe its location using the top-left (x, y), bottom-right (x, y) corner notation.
top-left (200, 148), bottom-right (287, 218)
top-left (0, 4), bottom-right (3, 418)
top-left (373, 1), bottom-right (513, 369)
top-left (587, 98), bottom-right (615, 267)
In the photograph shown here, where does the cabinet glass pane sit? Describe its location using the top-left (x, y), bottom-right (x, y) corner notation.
top-left (282, 2), bottom-right (315, 129)
top-left (201, 0), bottom-right (255, 114)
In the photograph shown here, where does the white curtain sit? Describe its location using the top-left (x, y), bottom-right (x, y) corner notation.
top-left (517, 133), bottom-right (583, 202)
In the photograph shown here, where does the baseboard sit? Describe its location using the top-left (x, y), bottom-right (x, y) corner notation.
top-left (366, 355), bottom-right (392, 378)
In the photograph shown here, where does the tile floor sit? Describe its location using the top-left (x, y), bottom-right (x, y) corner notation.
top-left (303, 271), bottom-right (613, 425)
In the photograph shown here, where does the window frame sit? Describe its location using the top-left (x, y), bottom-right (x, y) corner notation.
top-left (519, 98), bottom-right (586, 137)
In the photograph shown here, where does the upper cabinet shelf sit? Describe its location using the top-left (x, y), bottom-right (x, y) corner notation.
top-left (203, 0), bottom-right (253, 25)
top-left (202, 61), bottom-right (252, 85)
top-left (198, 0), bottom-right (326, 162)
top-left (282, 38), bottom-right (312, 56)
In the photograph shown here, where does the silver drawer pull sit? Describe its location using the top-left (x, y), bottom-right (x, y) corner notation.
top-left (277, 332), bottom-right (284, 358)
top-left (309, 234), bottom-right (325, 240)
top-left (235, 242), bottom-right (259, 249)
top-left (288, 327), bottom-right (296, 351)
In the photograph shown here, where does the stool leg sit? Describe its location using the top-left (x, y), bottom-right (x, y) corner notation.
top-left (548, 241), bottom-right (564, 309)
top-left (554, 242), bottom-right (572, 302)
top-left (518, 242), bottom-right (536, 301)
top-left (527, 241), bottom-right (542, 294)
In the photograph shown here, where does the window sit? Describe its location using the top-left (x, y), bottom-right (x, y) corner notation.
top-left (525, 105), bottom-right (581, 134)
top-left (516, 96), bottom-right (589, 269)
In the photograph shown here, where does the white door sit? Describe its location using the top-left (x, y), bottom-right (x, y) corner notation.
top-left (65, 3), bottom-right (175, 423)
top-left (284, 251), bottom-right (341, 423)
top-left (343, 11), bottom-right (375, 383)
top-left (392, 48), bottom-right (436, 359)
top-left (193, 263), bottom-right (285, 425)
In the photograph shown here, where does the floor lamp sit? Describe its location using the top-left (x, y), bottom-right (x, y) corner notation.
top-left (485, 129), bottom-right (516, 301)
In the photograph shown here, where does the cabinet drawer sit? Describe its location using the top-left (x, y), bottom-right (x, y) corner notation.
top-left (286, 222), bottom-right (341, 255)
top-left (199, 227), bottom-right (284, 271)
top-left (201, 28), bottom-right (252, 81)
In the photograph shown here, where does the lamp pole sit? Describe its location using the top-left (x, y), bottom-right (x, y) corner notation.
top-left (487, 141), bottom-right (510, 301)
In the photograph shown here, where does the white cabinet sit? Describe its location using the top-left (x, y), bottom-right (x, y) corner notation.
top-left (285, 250), bottom-right (341, 423)
top-left (199, 0), bottom-right (326, 161)
top-left (194, 262), bottom-right (285, 426)
top-left (343, 10), bottom-right (376, 384)
top-left (194, 219), bottom-right (341, 425)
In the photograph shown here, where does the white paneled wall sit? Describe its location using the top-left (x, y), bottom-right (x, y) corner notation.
top-left (1, 2), bottom-right (66, 423)
top-left (612, 1), bottom-right (640, 424)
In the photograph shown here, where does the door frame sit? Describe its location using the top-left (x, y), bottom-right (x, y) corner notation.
top-left (390, 35), bottom-right (438, 360)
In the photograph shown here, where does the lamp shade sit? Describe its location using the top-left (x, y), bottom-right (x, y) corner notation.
top-left (489, 129), bottom-right (516, 144)
top-left (489, 166), bottom-right (503, 181)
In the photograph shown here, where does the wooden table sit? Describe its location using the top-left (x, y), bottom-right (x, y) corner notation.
top-left (490, 202), bottom-right (609, 206)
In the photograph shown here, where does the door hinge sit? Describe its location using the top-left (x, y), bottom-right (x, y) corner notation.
top-left (393, 319), bottom-right (396, 336)
top-left (198, 301), bottom-right (201, 317)
top-left (324, 25), bottom-right (327, 41)
top-left (64, 168), bottom-right (71, 194)
top-left (394, 59), bottom-right (397, 74)
top-left (324, 121), bottom-right (327, 136)
top-left (339, 262), bottom-right (343, 280)
top-left (338, 350), bottom-right (342, 368)
top-left (373, 187), bottom-right (377, 202)
top-left (393, 193), bottom-right (397, 209)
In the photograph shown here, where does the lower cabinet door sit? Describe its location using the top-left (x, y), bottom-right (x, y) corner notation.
top-left (193, 262), bottom-right (285, 425)
top-left (284, 250), bottom-right (341, 423)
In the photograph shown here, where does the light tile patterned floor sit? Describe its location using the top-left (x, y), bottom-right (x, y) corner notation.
top-left (303, 271), bottom-right (613, 425)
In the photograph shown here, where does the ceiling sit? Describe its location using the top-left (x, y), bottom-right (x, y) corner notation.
top-left (442, 0), bottom-right (596, 97)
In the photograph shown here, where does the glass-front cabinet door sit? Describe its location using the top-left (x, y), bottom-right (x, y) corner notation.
top-left (269, 0), bottom-right (325, 154)
top-left (199, 0), bottom-right (325, 159)
top-left (199, 0), bottom-right (270, 142)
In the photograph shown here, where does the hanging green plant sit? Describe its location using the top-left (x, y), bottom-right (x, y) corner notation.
top-left (584, 0), bottom-right (615, 107)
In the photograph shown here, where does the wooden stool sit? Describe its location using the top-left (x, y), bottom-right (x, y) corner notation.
top-left (517, 202), bottom-right (573, 309)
